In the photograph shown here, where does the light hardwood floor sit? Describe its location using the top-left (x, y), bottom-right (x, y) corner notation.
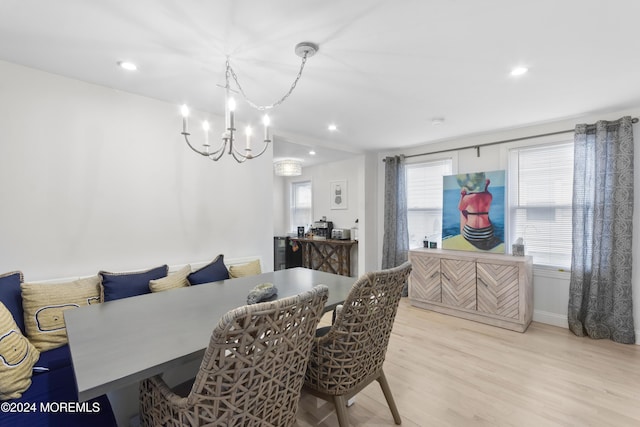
top-left (295, 299), bottom-right (640, 427)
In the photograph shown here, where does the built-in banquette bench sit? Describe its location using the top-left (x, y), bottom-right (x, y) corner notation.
top-left (0, 254), bottom-right (262, 427)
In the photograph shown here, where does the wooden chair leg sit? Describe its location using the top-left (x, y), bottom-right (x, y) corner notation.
top-left (377, 369), bottom-right (402, 425)
top-left (333, 394), bottom-right (351, 427)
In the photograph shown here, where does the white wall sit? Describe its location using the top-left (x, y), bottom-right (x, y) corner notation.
top-left (272, 174), bottom-right (287, 236)
top-left (308, 157), bottom-right (361, 233)
top-left (0, 60), bottom-right (274, 281)
top-left (377, 108), bottom-right (640, 342)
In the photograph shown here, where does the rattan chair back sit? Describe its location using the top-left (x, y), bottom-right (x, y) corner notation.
top-left (140, 285), bottom-right (328, 427)
top-left (304, 262), bottom-right (412, 426)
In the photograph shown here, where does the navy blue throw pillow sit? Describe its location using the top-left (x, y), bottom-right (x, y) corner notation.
top-left (100, 265), bottom-right (168, 302)
top-left (188, 255), bottom-right (229, 285)
top-left (0, 271), bottom-right (25, 333)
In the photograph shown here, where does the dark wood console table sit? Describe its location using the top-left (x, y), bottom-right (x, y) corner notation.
top-left (291, 238), bottom-right (358, 276)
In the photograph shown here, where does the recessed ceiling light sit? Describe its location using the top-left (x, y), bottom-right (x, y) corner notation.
top-left (118, 61), bottom-right (137, 71)
top-left (510, 66), bottom-right (528, 76)
top-left (309, 150), bottom-right (316, 155)
top-left (328, 124), bottom-right (337, 132)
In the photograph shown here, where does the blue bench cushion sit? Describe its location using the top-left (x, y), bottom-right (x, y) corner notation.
top-left (7, 362), bottom-right (116, 426)
top-left (35, 343), bottom-right (72, 371)
top-left (4, 344), bottom-right (116, 426)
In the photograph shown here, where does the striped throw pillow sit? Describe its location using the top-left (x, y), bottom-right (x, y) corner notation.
top-left (0, 302), bottom-right (40, 399)
top-left (149, 265), bottom-right (191, 293)
top-left (21, 276), bottom-right (101, 351)
top-left (229, 260), bottom-right (262, 278)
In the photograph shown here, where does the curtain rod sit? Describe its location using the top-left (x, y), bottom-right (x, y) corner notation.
top-left (384, 117), bottom-right (639, 160)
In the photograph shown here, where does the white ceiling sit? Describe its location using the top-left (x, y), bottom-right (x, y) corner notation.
top-left (2, 0), bottom-right (640, 166)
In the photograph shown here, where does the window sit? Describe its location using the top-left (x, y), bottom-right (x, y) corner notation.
top-left (290, 181), bottom-right (312, 233)
top-left (406, 159), bottom-right (453, 249)
top-left (508, 141), bottom-right (574, 268)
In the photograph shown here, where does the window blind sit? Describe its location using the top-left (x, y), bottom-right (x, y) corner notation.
top-left (406, 159), bottom-right (452, 248)
top-left (290, 181), bottom-right (312, 233)
top-left (509, 142), bottom-right (574, 267)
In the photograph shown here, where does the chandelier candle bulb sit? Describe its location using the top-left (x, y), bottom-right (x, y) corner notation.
top-left (181, 105), bottom-right (189, 133)
top-left (202, 121), bottom-right (210, 146)
top-left (228, 98), bottom-right (236, 132)
top-left (245, 126), bottom-right (252, 150)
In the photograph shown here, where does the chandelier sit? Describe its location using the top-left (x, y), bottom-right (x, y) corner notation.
top-left (180, 42), bottom-right (318, 163)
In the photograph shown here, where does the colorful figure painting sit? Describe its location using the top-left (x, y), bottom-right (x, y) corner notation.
top-left (442, 171), bottom-right (505, 253)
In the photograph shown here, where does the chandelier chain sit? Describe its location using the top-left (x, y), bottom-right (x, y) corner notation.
top-left (226, 52), bottom-right (309, 111)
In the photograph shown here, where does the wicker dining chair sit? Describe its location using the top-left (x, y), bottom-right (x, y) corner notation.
top-left (139, 285), bottom-right (328, 427)
top-left (304, 262), bottom-right (412, 427)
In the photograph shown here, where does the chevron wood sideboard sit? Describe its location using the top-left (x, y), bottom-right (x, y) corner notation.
top-left (408, 248), bottom-right (533, 332)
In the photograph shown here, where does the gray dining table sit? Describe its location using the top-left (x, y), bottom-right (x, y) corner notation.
top-left (64, 267), bottom-right (355, 402)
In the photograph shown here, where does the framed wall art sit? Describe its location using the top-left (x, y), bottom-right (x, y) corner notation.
top-left (330, 180), bottom-right (347, 210)
top-left (441, 170), bottom-right (506, 253)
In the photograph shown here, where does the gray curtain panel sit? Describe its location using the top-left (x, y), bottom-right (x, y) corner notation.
top-left (568, 116), bottom-right (635, 344)
top-left (382, 155), bottom-right (410, 295)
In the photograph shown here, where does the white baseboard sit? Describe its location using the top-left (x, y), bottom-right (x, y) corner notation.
top-left (534, 311), bottom-right (640, 346)
top-left (533, 310), bottom-right (568, 329)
